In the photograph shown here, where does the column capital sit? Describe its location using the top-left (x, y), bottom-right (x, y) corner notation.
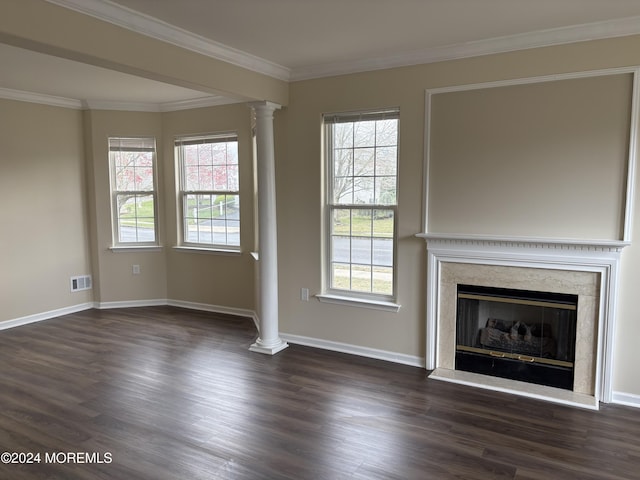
top-left (248, 100), bottom-right (282, 115)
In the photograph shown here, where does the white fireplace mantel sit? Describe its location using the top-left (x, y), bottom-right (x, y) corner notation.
top-left (416, 233), bottom-right (629, 409)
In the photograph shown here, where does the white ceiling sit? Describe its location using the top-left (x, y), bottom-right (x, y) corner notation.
top-left (4, 0), bottom-right (640, 110)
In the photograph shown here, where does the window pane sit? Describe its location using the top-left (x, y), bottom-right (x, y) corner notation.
top-left (227, 164), bottom-right (239, 191)
top-left (376, 119), bottom-right (398, 146)
top-left (117, 193), bottom-right (155, 243)
top-left (372, 238), bottom-right (393, 267)
top-left (351, 265), bottom-right (372, 292)
top-left (184, 145), bottom-right (199, 166)
top-left (373, 266), bottom-right (393, 295)
top-left (199, 165), bottom-right (214, 191)
top-left (351, 209), bottom-right (372, 237)
top-left (354, 177), bottom-right (374, 204)
top-left (115, 164), bottom-right (135, 191)
top-left (332, 262), bottom-right (351, 290)
top-left (134, 152), bottom-right (154, 191)
top-left (351, 236), bottom-right (372, 265)
top-left (226, 219), bottom-right (240, 246)
top-left (213, 165), bottom-right (228, 190)
top-left (353, 120), bottom-right (375, 147)
top-left (334, 177), bottom-right (353, 204)
top-left (375, 176), bottom-right (397, 205)
top-left (212, 142), bottom-right (228, 165)
top-left (354, 148), bottom-right (375, 176)
top-left (333, 123), bottom-right (353, 149)
top-left (334, 148), bottom-right (353, 178)
top-left (198, 143), bottom-right (212, 165)
top-left (376, 147), bottom-right (397, 176)
top-left (331, 235), bottom-right (351, 263)
top-left (332, 208), bottom-right (351, 235)
top-left (373, 210), bottom-right (394, 237)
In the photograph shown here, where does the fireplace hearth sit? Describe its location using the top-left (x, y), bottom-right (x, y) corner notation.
top-left (456, 284), bottom-right (577, 390)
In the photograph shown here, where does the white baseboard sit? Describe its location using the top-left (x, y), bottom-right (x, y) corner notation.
top-left (1, 299), bottom-right (258, 332)
top-left (612, 391), bottom-right (640, 408)
top-left (97, 299), bottom-right (167, 309)
top-left (167, 299), bottom-right (258, 327)
top-left (281, 332), bottom-right (425, 368)
top-left (0, 302), bottom-right (95, 331)
top-left (98, 298), bottom-right (259, 327)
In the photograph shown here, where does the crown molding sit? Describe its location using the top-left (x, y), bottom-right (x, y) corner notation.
top-left (0, 87), bottom-right (83, 109)
top-left (290, 15), bottom-right (640, 81)
top-left (42, 1), bottom-right (640, 82)
top-left (0, 86), bottom-right (237, 112)
top-left (44, 0), bottom-right (291, 82)
top-left (84, 95), bottom-right (240, 112)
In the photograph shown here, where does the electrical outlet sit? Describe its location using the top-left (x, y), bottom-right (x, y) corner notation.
top-left (132, 265), bottom-right (141, 275)
top-left (301, 288), bottom-right (309, 301)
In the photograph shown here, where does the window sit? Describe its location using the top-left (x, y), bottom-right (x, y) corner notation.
top-left (109, 137), bottom-right (158, 246)
top-left (175, 134), bottom-right (240, 249)
top-left (324, 109), bottom-right (399, 300)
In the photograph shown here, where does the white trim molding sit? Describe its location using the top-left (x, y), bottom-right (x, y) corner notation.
top-left (288, 17), bottom-right (640, 80)
top-left (0, 87), bottom-right (83, 109)
top-left (281, 332), bottom-right (424, 368)
top-left (416, 233), bottom-right (628, 409)
top-left (316, 294), bottom-right (401, 312)
top-left (612, 391), bottom-right (640, 408)
top-left (0, 303), bottom-right (95, 330)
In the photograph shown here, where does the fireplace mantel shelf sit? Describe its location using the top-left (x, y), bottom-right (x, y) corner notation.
top-left (416, 233), bottom-right (630, 253)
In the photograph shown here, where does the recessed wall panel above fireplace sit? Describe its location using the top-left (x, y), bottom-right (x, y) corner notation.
top-left (424, 68), bottom-right (636, 241)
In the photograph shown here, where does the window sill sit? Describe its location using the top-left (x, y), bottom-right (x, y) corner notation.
top-left (316, 294), bottom-right (401, 312)
top-left (172, 246), bottom-right (242, 256)
top-left (109, 246), bottom-right (163, 253)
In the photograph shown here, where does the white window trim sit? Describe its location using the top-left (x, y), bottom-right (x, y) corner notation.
top-left (175, 132), bottom-right (241, 251)
top-left (323, 108), bottom-right (400, 304)
top-left (108, 137), bottom-right (159, 247)
top-left (316, 293), bottom-right (401, 312)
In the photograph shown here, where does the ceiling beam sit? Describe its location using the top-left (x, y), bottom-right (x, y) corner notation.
top-left (0, 0), bottom-right (289, 106)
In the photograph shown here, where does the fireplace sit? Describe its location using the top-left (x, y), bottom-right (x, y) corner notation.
top-left (417, 233), bottom-right (626, 409)
top-left (455, 284), bottom-right (577, 390)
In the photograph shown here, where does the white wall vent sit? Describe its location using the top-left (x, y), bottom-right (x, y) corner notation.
top-left (70, 275), bottom-right (92, 292)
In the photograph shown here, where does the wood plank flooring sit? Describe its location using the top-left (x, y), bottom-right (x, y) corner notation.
top-left (0, 306), bottom-right (638, 479)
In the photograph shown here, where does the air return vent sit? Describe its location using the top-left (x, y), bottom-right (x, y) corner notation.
top-left (70, 275), bottom-right (92, 292)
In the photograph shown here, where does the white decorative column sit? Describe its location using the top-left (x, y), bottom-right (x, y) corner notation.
top-left (249, 101), bottom-right (288, 355)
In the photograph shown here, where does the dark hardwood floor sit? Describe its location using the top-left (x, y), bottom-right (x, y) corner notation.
top-left (0, 306), bottom-right (638, 479)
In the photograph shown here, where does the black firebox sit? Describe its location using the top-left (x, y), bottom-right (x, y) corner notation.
top-left (455, 284), bottom-right (578, 390)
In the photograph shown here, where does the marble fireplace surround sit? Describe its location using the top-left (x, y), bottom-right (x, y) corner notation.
top-left (417, 233), bottom-right (627, 410)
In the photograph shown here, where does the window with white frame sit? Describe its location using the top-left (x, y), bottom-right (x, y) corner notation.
top-left (324, 109), bottom-right (399, 299)
top-left (175, 134), bottom-right (240, 249)
top-left (109, 137), bottom-right (158, 246)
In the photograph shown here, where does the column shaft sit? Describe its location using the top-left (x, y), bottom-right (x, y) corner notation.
top-left (249, 101), bottom-right (288, 355)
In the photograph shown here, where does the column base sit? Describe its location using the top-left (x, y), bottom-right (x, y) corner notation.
top-left (249, 337), bottom-right (289, 355)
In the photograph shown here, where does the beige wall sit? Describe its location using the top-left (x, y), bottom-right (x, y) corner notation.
top-left (162, 105), bottom-right (256, 310)
top-left (0, 99), bottom-right (92, 321)
top-left (82, 105), bottom-right (257, 310)
top-left (84, 109), bottom-right (167, 303)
